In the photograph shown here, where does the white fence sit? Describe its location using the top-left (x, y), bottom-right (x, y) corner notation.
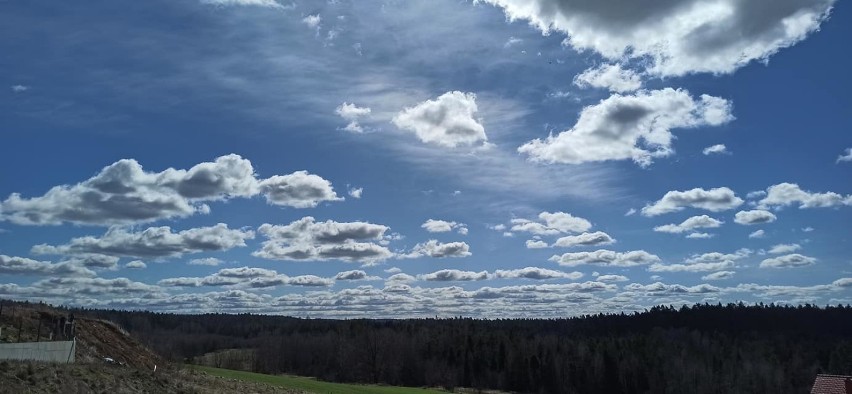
top-left (0, 340), bottom-right (75, 363)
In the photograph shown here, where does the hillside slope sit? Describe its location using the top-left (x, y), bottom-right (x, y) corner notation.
top-left (0, 301), bottom-right (162, 369)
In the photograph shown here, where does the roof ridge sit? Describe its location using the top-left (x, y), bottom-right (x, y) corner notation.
top-left (815, 374), bottom-right (852, 378)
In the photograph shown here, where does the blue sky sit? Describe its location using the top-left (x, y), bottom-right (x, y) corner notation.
top-left (1, 0), bottom-right (850, 317)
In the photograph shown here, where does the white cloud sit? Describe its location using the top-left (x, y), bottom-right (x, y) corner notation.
top-left (302, 14), bottom-right (321, 30)
top-left (573, 64), bottom-right (642, 93)
top-left (481, 0), bottom-right (835, 76)
top-left (33, 223), bottom-right (254, 259)
top-left (802, 227), bottom-right (815, 232)
top-left (768, 243), bottom-right (801, 254)
top-left (405, 240), bottom-right (472, 258)
top-left (760, 253), bottom-right (816, 268)
top-left (348, 187), bottom-right (363, 199)
top-left (126, 260), bottom-right (147, 269)
top-left (189, 257), bottom-right (223, 266)
top-left (384, 267), bottom-right (402, 274)
top-left (386, 273), bottom-right (416, 283)
top-left (749, 230), bottom-right (766, 239)
top-left (519, 89), bottom-right (733, 167)
top-left (258, 171), bottom-right (343, 208)
top-left (254, 217), bottom-right (393, 264)
top-left (642, 187), bottom-right (743, 216)
top-left (421, 269), bottom-right (489, 282)
top-left (492, 267), bottom-right (583, 280)
top-left (734, 210), bottom-right (777, 225)
top-left (0, 254), bottom-right (95, 277)
top-left (702, 144), bottom-right (730, 156)
top-left (11, 85), bottom-right (28, 93)
top-left (649, 261), bottom-right (733, 273)
top-left (702, 271), bottom-right (735, 281)
top-left (757, 183), bottom-right (852, 209)
top-left (623, 282), bottom-right (720, 295)
top-left (504, 36), bottom-right (523, 48)
top-left (335, 102), bottom-right (372, 133)
top-left (686, 232), bottom-right (714, 239)
top-left (510, 211), bottom-right (592, 237)
top-left (653, 215), bottom-right (723, 234)
top-left (392, 91), bottom-right (488, 148)
top-left (624, 208), bottom-right (636, 216)
top-left (0, 155), bottom-right (341, 226)
top-left (334, 270), bottom-right (380, 281)
top-left (550, 249), bottom-right (660, 267)
top-left (595, 274), bottom-right (628, 283)
top-left (525, 239), bottom-right (549, 249)
top-left (61, 254), bottom-right (120, 269)
top-left (553, 231), bottom-right (615, 247)
top-left (686, 248), bottom-right (752, 264)
top-left (200, 0), bottom-right (289, 7)
top-left (837, 148), bottom-right (852, 163)
top-left (421, 219), bottom-right (467, 235)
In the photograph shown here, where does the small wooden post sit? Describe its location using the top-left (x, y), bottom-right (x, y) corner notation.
top-left (36, 318), bottom-right (42, 342)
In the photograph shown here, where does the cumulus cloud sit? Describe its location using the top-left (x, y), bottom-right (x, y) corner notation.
top-left (200, 0), bottom-right (290, 7)
top-left (649, 261), bottom-right (733, 273)
top-left (302, 14), bottom-right (321, 30)
top-left (421, 219), bottom-right (467, 235)
top-left (161, 266), bottom-right (333, 289)
top-left (550, 249), bottom-right (660, 267)
top-left (33, 223), bottom-right (254, 259)
top-left (702, 271), bottom-right (735, 281)
top-left (125, 260), bottom-right (147, 269)
top-left (525, 239), bottom-right (549, 249)
top-left (650, 249), bottom-right (750, 273)
top-left (653, 215), bottom-right (723, 234)
top-left (702, 144), bottom-right (730, 155)
top-left (734, 210), bottom-right (777, 225)
top-left (749, 230), bottom-right (766, 239)
top-left (335, 270), bottom-right (380, 281)
top-left (0, 154), bottom-right (341, 226)
top-left (348, 187), bottom-right (363, 199)
top-left (519, 89), bottom-right (733, 167)
top-left (688, 248), bottom-right (751, 263)
top-left (258, 171), bottom-right (343, 208)
top-left (481, 0), bottom-right (835, 76)
top-left (0, 254), bottom-right (95, 277)
top-left (573, 64), bottom-right (642, 93)
top-left (336, 102), bottom-right (371, 133)
top-left (624, 282), bottom-right (720, 296)
top-left (11, 85), bottom-right (28, 93)
top-left (838, 148), bottom-right (852, 163)
top-left (188, 257), bottom-right (223, 266)
top-left (595, 274), bottom-right (629, 283)
top-left (760, 253), bottom-right (816, 268)
top-left (492, 267), bottom-right (583, 280)
top-left (768, 243), bottom-right (801, 254)
top-left (392, 91), bottom-right (488, 148)
top-left (685, 232), bottom-right (714, 239)
top-left (511, 211), bottom-right (592, 236)
top-left (553, 231), bottom-right (615, 247)
top-left (757, 183), bottom-right (852, 209)
top-left (386, 273), bottom-right (416, 283)
top-left (642, 187), bottom-right (743, 216)
top-left (421, 269), bottom-right (489, 282)
top-left (61, 254), bottom-right (120, 269)
top-left (405, 240), bottom-right (472, 258)
top-left (254, 217), bottom-right (393, 264)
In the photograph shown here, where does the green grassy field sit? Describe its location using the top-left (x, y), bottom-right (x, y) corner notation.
top-left (190, 365), bottom-right (447, 394)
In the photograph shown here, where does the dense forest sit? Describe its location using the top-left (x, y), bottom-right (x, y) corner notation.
top-left (52, 303), bottom-right (852, 393)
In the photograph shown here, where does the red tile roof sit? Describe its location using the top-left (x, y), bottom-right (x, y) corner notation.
top-left (811, 374), bottom-right (852, 394)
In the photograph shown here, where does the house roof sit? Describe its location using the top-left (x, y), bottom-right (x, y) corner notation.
top-left (811, 374), bottom-right (852, 394)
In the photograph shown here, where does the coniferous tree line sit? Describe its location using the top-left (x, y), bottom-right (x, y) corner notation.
top-left (68, 303), bottom-right (852, 393)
